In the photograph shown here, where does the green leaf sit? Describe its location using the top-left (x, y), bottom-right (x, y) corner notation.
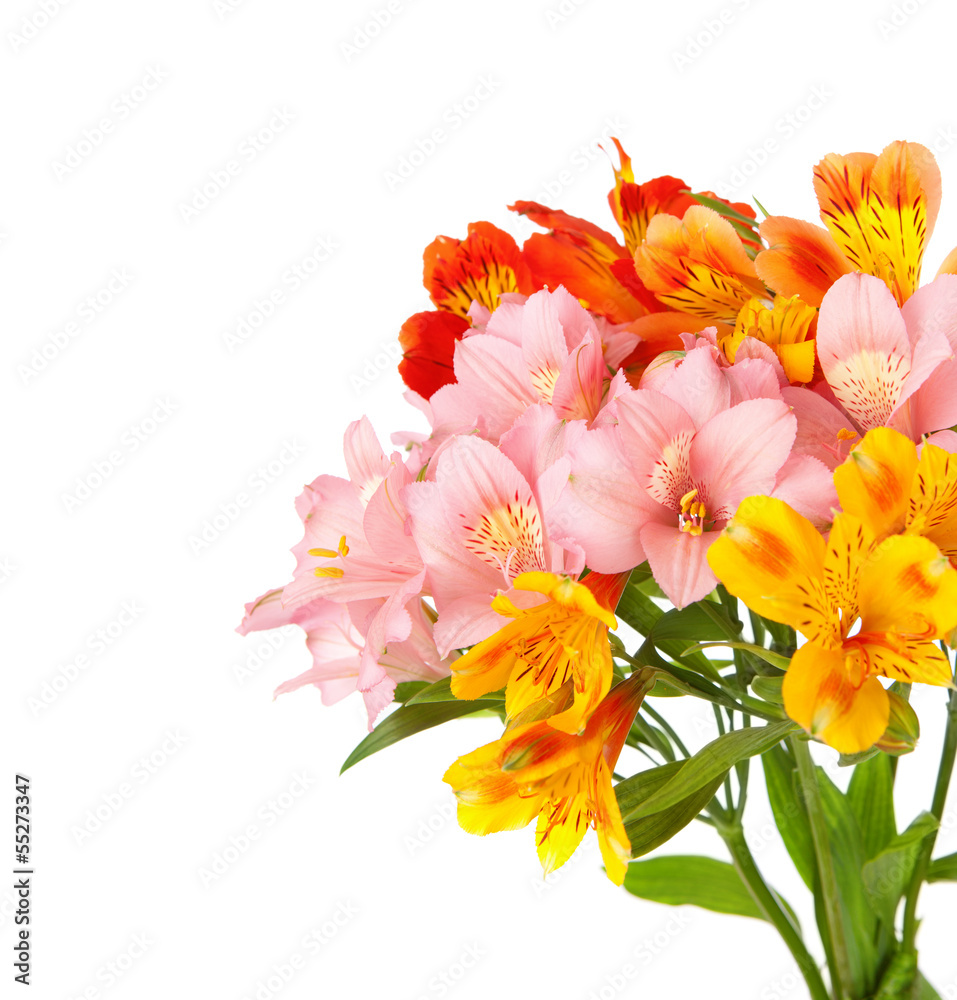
top-left (917, 971), bottom-right (944, 1000)
top-left (340, 697), bottom-right (499, 773)
top-left (926, 851), bottom-right (957, 882)
top-left (847, 752), bottom-right (896, 860)
top-left (762, 744), bottom-right (816, 890)
top-left (616, 761), bottom-right (723, 857)
top-left (685, 641), bottom-right (792, 671)
top-left (617, 587), bottom-right (723, 680)
top-left (816, 767), bottom-right (880, 995)
top-left (623, 856), bottom-right (764, 919)
top-left (623, 720), bottom-right (797, 821)
top-left (404, 676), bottom-right (504, 705)
top-left (649, 602), bottom-right (739, 643)
top-left (394, 681), bottom-right (430, 703)
top-left (862, 812), bottom-right (939, 927)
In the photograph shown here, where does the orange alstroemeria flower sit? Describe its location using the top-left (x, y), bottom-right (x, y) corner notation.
top-left (509, 199), bottom-right (659, 324)
top-left (450, 571), bottom-right (629, 736)
top-left (834, 426), bottom-right (957, 564)
top-left (633, 205), bottom-right (767, 325)
top-left (756, 141), bottom-right (950, 307)
top-left (720, 293), bottom-right (818, 384)
top-left (708, 495), bottom-right (957, 753)
top-left (606, 137), bottom-right (759, 255)
top-left (444, 668), bottom-right (656, 884)
top-left (398, 222), bottom-right (535, 400)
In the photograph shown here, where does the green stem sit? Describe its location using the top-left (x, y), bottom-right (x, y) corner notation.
top-left (719, 822), bottom-right (830, 1000)
top-left (900, 683), bottom-right (957, 954)
top-left (791, 735), bottom-right (852, 1000)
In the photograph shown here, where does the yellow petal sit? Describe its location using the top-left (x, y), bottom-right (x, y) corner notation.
top-left (910, 443), bottom-right (957, 562)
top-left (536, 791), bottom-right (589, 876)
top-left (859, 533), bottom-right (957, 638)
top-left (783, 643), bottom-right (890, 754)
top-left (707, 496), bottom-right (828, 636)
top-left (858, 638), bottom-right (954, 688)
top-left (834, 427), bottom-right (917, 541)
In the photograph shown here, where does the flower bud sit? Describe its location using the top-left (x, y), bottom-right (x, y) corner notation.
top-left (874, 689), bottom-right (920, 756)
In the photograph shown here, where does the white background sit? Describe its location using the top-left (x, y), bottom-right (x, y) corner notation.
top-left (5, 0), bottom-right (957, 997)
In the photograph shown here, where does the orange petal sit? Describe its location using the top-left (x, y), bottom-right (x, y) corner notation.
top-left (510, 200), bottom-right (652, 323)
top-left (398, 309), bottom-right (469, 399)
top-left (814, 142), bottom-right (941, 304)
top-left (634, 206), bottom-right (764, 323)
top-left (754, 216), bottom-right (853, 308)
top-left (783, 643), bottom-right (889, 754)
top-left (424, 221), bottom-right (534, 318)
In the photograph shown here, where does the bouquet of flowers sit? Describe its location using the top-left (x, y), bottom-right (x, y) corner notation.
top-left (239, 138), bottom-right (957, 1000)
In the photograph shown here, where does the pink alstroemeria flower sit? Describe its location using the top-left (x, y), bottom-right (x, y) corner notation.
top-left (278, 417), bottom-right (426, 706)
top-left (237, 589), bottom-right (451, 728)
top-left (403, 427), bottom-right (584, 657)
top-left (427, 286), bottom-right (629, 443)
top-left (784, 272), bottom-right (957, 460)
top-left (556, 348), bottom-right (798, 607)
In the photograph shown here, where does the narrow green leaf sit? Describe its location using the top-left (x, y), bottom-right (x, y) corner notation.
top-left (688, 191), bottom-right (762, 229)
top-left (862, 812), bottom-right (939, 926)
top-left (762, 744), bottom-right (816, 890)
top-left (623, 720), bottom-right (797, 821)
top-left (405, 675), bottom-right (503, 705)
top-left (847, 753), bottom-right (896, 860)
top-left (816, 767), bottom-right (880, 995)
top-left (616, 761), bottom-right (723, 857)
top-left (685, 641), bottom-right (792, 671)
top-left (340, 698), bottom-right (499, 773)
top-left (623, 856), bottom-right (764, 919)
top-left (926, 851), bottom-right (957, 882)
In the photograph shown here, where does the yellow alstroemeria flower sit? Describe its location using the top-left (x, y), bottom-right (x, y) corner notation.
top-left (720, 294), bottom-right (818, 384)
top-left (450, 571), bottom-right (627, 735)
top-left (834, 426), bottom-right (957, 564)
top-left (708, 496), bottom-right (957, 753)
top-left (444, 669), bottom-right (655, 885)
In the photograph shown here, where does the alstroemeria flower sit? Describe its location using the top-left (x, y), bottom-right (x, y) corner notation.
top-left (280, 418), bottom-right (426, 703)
top-left (398, 222), bottom-right (535, 399)
top-left (555, 346), bottom-right (797, 607)
top-left (708, 496), bottom-right (957, 753)
top-left (719, 294), bottom-right (818, 384)
top-left (427, 286), bottom-right (629, 443)
top-left (782, 272), bottom-right (956, 455)
top-left (444, 668), bottom-right (656, 885)
top-left (834, 426), bottom-right (957, 564)
top-left (236, 591), bottom-right (452, 728)
top-left (756, 141), bottom-right (947, 307)
top-left (633, 205), bottom-right (767, 326)
top-left (404, 431), bottom-right (584, 656)
top-left (450, 570), bottom-right (628, 735)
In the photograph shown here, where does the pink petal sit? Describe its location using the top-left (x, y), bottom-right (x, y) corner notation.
top-left (552, 334), bottom-right (606, 422)
top-left (772, 454), bottom-right (837, 527)
top-left (616, 389), bottom-right (697, 509)
top-left (690, 398), bottom-right (796, 517)
top-left (551, 424), bottom-right (662, 573)
top-left (781, 386), bottom-right (854, 470)
top-left (817, 273), bottom-right (913, 431)
top-left (639, 522), bottom-right (719, 609)
top-left (343, 417), bottom-right (391, 505)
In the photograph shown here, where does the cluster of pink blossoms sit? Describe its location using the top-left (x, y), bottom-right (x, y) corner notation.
top-left (239, 274), bottom-right (957, 728)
